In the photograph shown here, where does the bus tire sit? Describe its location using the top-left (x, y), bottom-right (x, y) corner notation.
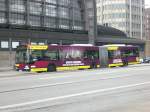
top-left (47, 64), bottom-right (56, 72)
top-left (123, 61), bottom-right (128, 66)
top-left (89, 65), bottom-right (93, 69)
top-left (90, 63), bottom-right (96, 69)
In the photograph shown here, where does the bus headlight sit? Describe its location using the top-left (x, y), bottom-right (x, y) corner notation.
top-left (15, 64), bottom-right (20, 67)
top-left (31, 65), bottom-right (36, 68)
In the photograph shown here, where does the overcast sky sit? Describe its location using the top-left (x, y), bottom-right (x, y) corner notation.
top-left (145, 0), bottom-right (150, 8)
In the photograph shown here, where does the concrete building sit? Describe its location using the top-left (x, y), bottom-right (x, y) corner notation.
top-left (145, 8), bottom-right (150, 56)
top-left (145, 8), bottom-right (150, 40)
top-left (96, 0), bottom-right (145, 39)
top-left (145, 40), bottom-right (150, 57)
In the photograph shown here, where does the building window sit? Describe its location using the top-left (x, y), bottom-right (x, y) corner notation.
top-left (29, 16), bottom-right (41, 26)
top-left (0, 12), bottom-right (6, 23)
top-left (58, 0), bottom-right (70, 6)
top-left (29, 2), bottom-right (42, 15)
top-left (45, 5), bottom-right (56, 17)
top-left (1, 41), bottom-right (9, 48)
top-left (12, 41), bottom-right (19, 48)
top-left (59, 19), bottom-right (69, 29)
top-left (9, 13), bottom-right (25, 25)
top-left (73, 9), bottom-right (82, 21)
top-left (58, 7), bottom-right (69, 19)
top-left (46, 0), bottom-right (56, 4)
top-left (9, 0), bottom-right (25, 13)
top-left (73, 21), bottom-right (83, 30)
top-left (44, 17), bottom-right (56, 28)
top-left (0, 0), bottom-right (5, 11)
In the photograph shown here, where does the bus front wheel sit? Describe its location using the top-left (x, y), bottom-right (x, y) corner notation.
top-left (47, 64), bottom-right (56, 72)
top-left (90, 63), bottom-right (97, 69)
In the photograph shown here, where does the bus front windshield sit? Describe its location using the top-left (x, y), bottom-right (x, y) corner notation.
top-left (29, 50), bottom-right (44, 62)
top-left (16, 50), bottom-right (28, 63)
top-left (16, 49), bottom-right (48, 63)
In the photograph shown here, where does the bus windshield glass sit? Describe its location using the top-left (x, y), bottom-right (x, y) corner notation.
top-left (16, 50), bottom-right (28, 63)
top-left (108, 50), bottom-right (121, 59)
top-left (29, 50), bottom-right (44, 62)
top-left (121, 49), bottom-right (139, 57)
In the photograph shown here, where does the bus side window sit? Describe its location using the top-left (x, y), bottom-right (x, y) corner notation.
top-left (71, 50), bottom-right (82, 59)
top-left (108, 50), bottom-right (121, 59)
top-left (23, 52), bottom-right (27, 62)
top-left (83, 51), bottom-right (88, 59)
top-left (108, 51), bottom-right (114, 58)
top-left (59, 50), bottom-right (68, 60)
top-left (44, 50), bottom-right (59, 60)
top-left (133, 49), bottom-right (139, 57)
top-left (84, 50), bottom-right (99, 59)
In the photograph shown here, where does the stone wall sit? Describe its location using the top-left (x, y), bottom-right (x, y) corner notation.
top-left (0, 51), bottom-right (15, 67)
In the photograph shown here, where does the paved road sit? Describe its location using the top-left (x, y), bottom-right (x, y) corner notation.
top-left (0, 64), bottom-right (150, 112)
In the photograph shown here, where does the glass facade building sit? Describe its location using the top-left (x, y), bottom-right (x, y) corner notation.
top-left (0, 0), bottom-right (85, 30)
top-left (96, 0), bottom-right (145, 39)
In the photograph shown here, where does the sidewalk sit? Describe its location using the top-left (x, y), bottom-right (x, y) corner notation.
top-left (0, 66), bottom-right (13, 72)
top-left (0, 67), bottom-right (34, 78)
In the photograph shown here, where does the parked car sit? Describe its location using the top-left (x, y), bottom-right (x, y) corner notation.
top-left (143, 57), bottom-right (150, 63)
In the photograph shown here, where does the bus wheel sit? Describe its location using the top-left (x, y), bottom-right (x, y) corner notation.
top-left (47, 64), bottom-right (56, 72)
top-left (90, 64), bottom-right (96, 69)
top-left (123, 62), bottom-right (128, 66)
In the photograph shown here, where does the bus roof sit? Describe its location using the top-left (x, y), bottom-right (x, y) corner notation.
top-left (103, 44), bottom-right (131, 47)
top-left (70, 44), bottom-right (94, 46)
top-left (102, 44), bottom-right (138, 50)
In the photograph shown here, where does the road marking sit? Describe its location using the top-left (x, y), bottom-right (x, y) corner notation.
top-left (0, 81), bottom-right (150, 110)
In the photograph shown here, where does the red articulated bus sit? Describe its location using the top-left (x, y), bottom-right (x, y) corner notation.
top-left (15, 44), bottom-right (100, 72)
top-left (15, 44), bottom-right (140, 72)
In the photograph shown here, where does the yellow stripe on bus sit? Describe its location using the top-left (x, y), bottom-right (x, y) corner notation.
top-left (128, 61), bottom-right (140, 65)
top-left (56, 66), bottom-right (91, 71)
top-left (31, 68), bottom-right (48, 72)
top-left (31, 65), bottom-right (100, 72)
top-left (109, 63), bottom-right (123, 67)
top-left (107, 46), bottom-right (118, 50)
